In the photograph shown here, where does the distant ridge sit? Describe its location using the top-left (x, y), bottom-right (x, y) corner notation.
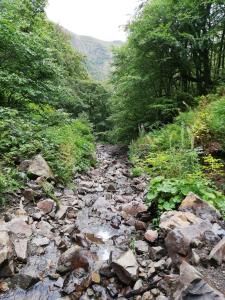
top-left (70, 32), bottom-right (123, 81)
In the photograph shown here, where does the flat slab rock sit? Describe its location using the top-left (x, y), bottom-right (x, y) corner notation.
top-left (179, 192), bottom-right (221, 223)
top-left (111, 250), bottom-right (138, 285)
top-left (174, 261), bottom-right (224, 300)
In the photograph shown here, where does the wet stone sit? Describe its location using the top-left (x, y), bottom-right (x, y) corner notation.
top-left (107, 284), bottom-right (119, 298)
top-left (111, 250), bottom-right (139, 285)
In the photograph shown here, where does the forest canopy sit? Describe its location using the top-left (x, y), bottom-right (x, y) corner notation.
top-left (110, 0), bottom-right (225, 142)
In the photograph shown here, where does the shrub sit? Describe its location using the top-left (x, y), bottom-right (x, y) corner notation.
top-left (130, 93), bottom-right (225, 219)
top-left (0, 106), bottom-right (95, 198)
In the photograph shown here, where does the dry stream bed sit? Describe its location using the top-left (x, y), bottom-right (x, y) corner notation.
top-left (0, 145), bottom-right (225, 299)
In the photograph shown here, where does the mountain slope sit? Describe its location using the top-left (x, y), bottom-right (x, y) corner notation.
top-left (70, 33), bottom-right (123, 81)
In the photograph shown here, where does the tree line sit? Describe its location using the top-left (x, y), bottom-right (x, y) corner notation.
top-left (109, 0), bottom-right (225, 142)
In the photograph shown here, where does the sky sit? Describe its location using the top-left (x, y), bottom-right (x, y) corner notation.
top-left (46, 0), bottom-right (139, 41)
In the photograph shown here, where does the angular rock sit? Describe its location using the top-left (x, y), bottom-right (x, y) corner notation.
top-left (56, 205), bottom-right (68, 219)
top-left (179, 192), bottom-right (221, 223)
top-left (32, 236), bottom-right (50, 247)
top-left (0, 232), bottom-right (12, 265)
top-left (122, 202), bottom-right (148, 217)
top-left (7, 218), bottom-right (32, 237)
top-left (35, 221), bottom-right (53, 238)
top-left (28, 154), bottom-right (53, 179)
top-left (135, 240), bottom-right (149, 254)
top-left (174, 261), bottom-right (224, 299)
top-left (144, 230), bottom-right (158, 243)
top-left (208, 237), bottom-right (225, 265)
top-left (15, 268), bottom-right (40, 289)
top-left (165, 220), bottom-right (212, 263)
top-left (13, 238), bottom-right (28, 262)
top-left (111, 250), bottom-right (138, 285)
top-left (160, 211), bottom-right (201, 232)
top-left (37, 199), bottom-right (55, 214)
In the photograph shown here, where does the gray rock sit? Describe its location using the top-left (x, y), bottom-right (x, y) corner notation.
top-left (13, 238), bottom-right (28, 262)
top-left (135, 240), bottom-right (149, 254)
top-left (165, 220), bottom-right (212, 263)
top-left (35, 220), bottom-right (53, 238)
top-left (174, 261), bottom-right (224, 300)
top-left (32, 236), bottom-right (50, 247)
top-left (111, 250), bottom-right (138, 285)
top-left (208, 236), bottom-right (225, 265)
top-left (28, 154), bottom-right (53, 179)
top-left (134, 279), bottom-right (143, 290)
top-left (56, 205), bottom-right (68, 219)
top-left (15, 268), bottom-right (40, 289)
top-left (0, 232), bottom-right (12, 265)
top-left (6, 218), bottom-right (32, 238)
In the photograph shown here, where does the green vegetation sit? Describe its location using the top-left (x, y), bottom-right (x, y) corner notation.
top-left (110, 0), bottom-right (225, 142)
top-left (0, 0), bottom-right (225, 219)
top-left (71, 33), bottom-right (123, 81)
top-left (130, 92), bottom-right (225, 218)
top-left (0, 106), bottom-right (95, 202)
top-left (0, 0), bottom-right (105, 202)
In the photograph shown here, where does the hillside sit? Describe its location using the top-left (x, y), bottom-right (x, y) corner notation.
top-left (70, 33), bottom-right (123, 81)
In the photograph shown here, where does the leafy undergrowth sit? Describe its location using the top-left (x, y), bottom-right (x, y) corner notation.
top-left (130, 89), bottom-right (225, 219)
top-left (0, 105), bottom-right (95, 203)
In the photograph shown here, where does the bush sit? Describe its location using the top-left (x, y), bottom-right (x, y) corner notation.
top-left (130, 93), bottom-right (225, 219)
top-left (0, 106), bottom-right (95, 198)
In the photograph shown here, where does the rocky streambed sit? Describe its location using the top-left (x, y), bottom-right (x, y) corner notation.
top-left (0, 144), bottom-right (225, 299)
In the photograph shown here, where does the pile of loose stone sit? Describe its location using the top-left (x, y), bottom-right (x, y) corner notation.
top-left (0, 145), bottom-right (225, 299)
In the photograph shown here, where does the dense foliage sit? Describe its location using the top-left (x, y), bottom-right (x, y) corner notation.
top-left (0, 0), bottom-right (106, 201)
top-left (110, 0), bottom-right (225, 142)
top-left (0, 106), bottom-right (95, 202)
top-left (0, 0), bottom-right (109, 130)
top-left (130, 90), bottom-right (225, 218)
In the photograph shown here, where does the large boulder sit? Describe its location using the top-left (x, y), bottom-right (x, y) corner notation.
top-left (160, 211), bottom-right (202, 232)
top-left (174, 261), bottom-right (224, 299)
top-left (111, 250), bottom-right (138, 285)
top-left (27, 154), bottom-right (53, 179)
top-left (165, 220), bottom-right (213, 263)
top-left (179, 192), bottom-right (221, 223)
